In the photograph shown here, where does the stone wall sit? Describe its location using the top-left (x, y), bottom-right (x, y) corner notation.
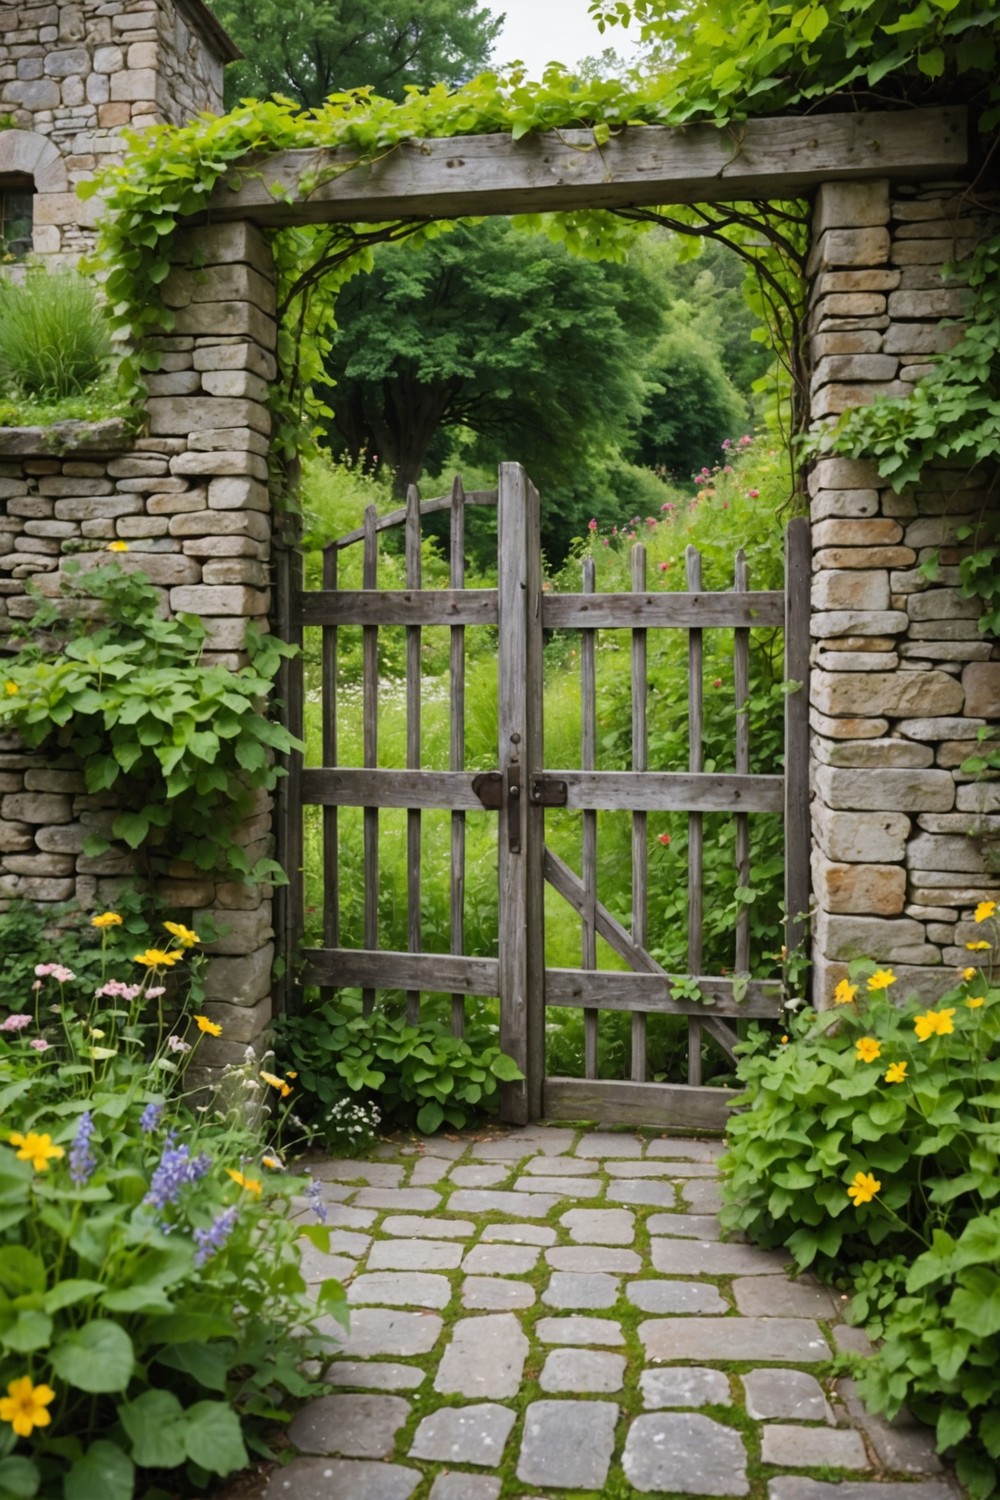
top-left (807, 178), bottom-right (1000, 1004)
top-left (0, 0), bottom-right (234, 261)
top-left (0, 220), bottom-right (280, 1073)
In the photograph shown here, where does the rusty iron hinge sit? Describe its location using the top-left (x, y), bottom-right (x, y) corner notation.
top-left (471, 771), bottom-right (503, 810)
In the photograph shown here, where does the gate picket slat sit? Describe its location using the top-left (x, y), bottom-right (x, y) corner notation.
top-left (450, 476), bottom-right (467, 1038)
top-left (362, 504), bottom-right (379, 1017)
top-left (734, 548), bottom-right (751, 977)
top-left (405, 486), bottom-right (422, 1025)
top-left (322, 543), bottom-right (339, 955)
top-left (581, 555), bottom-right (598, 1080)
top-left (785, 517), bottom-right (812, 961)
top-left (686, 545), bottom-right (704, 1087)
top-left (631, 544), bottom-right (648, 1084)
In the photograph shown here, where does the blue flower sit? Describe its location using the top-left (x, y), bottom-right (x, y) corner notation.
top-left (144, 1138), bottom-right (211, 1214)
top-left (306, 1176), bottom-right (328, 1225)
top-left (69, 1111), bottom-right (96, 1187)
top-left (140, 1100), bottom-right (163, 1134)
top-left (193, 1206), bottom-right (238, 1267)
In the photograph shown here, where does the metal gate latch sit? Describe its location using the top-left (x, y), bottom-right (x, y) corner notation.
top-left (471, 772), bottom-right (502, 810)
top-left (529, 776), bottom-right (568, 807)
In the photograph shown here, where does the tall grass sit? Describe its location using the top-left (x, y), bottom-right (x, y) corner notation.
top-left (0, 269), bottom-right (112, 400)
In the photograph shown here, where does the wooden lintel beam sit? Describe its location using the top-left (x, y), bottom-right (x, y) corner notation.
top-left (200, 107), bottom-right (967, 227)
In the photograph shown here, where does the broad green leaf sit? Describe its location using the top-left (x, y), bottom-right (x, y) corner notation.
top-left (0, 1310), bottom-right (52, 1354)
top-left (51, 1320), bottom-right (134, 1393)
top-left (0, 1456), bottom-right (39, 1499)
top-left (118, 1390), bottom-right (187, 1470)
top-left (182, 1402), bottom-right (248, 1476)
top-left (64, 1442), bottom-right (134, 1500)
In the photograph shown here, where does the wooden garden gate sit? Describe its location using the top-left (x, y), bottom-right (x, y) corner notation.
top-left (281, 463), bottom-right (810, 1130)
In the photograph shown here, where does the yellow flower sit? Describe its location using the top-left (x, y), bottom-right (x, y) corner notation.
top-left (967, 996), bottom-right (986, 1009)
top-left (164, 921), bottom-right (200, 947)
top-left (833, 979), bottom-right (857, 1006)
top-left (194, 1015), bottom-right (222, 1037)
top-left (226, 1168), bottom-right (262, 1196)
top-left (8, 1131), bottom-right (65, 1173)
top-left (847, 1171), bottom-right (881, 1206)
top-left (4, 681), bottom-right (18, 695)
top-left (262, 1155), bottom-right (282, 1170)
top-left (134, 948), bottom-right (183, 968)
top-left (866, 970), bottom-right (897, 992)
top-left (962, 967), bottom-right (978, 981)
top-left (260, 1070), bottom-right (292, 1099)
top-left (974, 900), bottom-right (997, 924)
top-left (855, 1036), bottom-right (882, 1063)
top-left (107, 540), bottom-right (128, 552)
top-left (91, 911), bottom-right (123, 929)
top-left (884, 1061), bottom-right (908, 1084)
top-left (780, 1035), bottom-right (789, 1044)
top-left (285, 1070), bottom-right (298, 1079)
top-left (966, 940), bottom-right (992, 952)
top-left (0, 1375), bottom-right (56, 1438)
top-left (914, 1007), bottom-right (956, 1041)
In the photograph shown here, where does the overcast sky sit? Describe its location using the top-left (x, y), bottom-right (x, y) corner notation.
top-left (481, 0), bottom-right (639, 75)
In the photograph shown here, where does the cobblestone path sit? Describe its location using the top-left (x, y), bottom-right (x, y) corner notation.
top-left (263, 1124), bottom-right (957, 1500)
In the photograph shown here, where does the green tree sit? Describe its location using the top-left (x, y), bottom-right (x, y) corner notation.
top-left (632, 328), bottom-right (747, 481)
top-left (323, 219), bottom-right (661, 556)
top-left (207, 0), bottom-right (502, 108)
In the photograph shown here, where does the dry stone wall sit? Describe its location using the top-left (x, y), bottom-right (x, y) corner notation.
top-left (0, 0), bottom-right (232, 260)
top-left (0, 221), bottom-right (280, 1072)
top-left (807, 178), bottom-right (1000, 1004)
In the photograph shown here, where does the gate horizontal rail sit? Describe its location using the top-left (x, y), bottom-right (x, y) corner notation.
top-left (295, 589), bottom-right (498, 626)
top-left (541, 591), bottom-right (784, 629)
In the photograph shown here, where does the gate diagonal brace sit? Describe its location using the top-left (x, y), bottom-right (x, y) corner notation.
top-left (472, 772), bottom-right (503, 810)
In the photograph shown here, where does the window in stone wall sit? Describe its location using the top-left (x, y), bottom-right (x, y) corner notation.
top-left (0, 176), bottom-right (34, 262)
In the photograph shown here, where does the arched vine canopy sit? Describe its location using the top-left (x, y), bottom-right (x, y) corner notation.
top-left (83, 0), bottom-right (1000, 621)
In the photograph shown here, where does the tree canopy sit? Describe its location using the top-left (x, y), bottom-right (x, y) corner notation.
top-left (206, 0), bottom-right (502, 108)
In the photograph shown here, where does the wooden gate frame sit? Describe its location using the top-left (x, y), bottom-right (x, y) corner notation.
top-left (281, 465), bottom-right (809, 1127)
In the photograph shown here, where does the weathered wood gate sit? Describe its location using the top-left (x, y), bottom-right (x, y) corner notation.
top-left (282, 464), bottom-right (810, 1129)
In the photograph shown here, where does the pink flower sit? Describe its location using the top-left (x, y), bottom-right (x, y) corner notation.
top-left (646, 517), bottom-right (657, 528)
top-left (740, 434), bottom-right (752, 445)
top-left (713, 677), bottom-right (723, 688)
top-left (146, 987), bottom-right (166, 999)
top-left (659, 562), bottom-right (669, 572)
top-left (747, 489), bottom-right (759, 499)
top-left (29, 1038), bottom-right (49, 1052)
top-left (166, 1034), bottom-right (191, 1054)
top-left (97, 981), bottom-right (142, 1001)
top-left (35, 963), bottom-right (75, 984)
top-left (658, 833), bottom-right (672, 846)
top-left (721, 439), bottom-right (731, 450)
top-left (722, 502), bottom-right (729, 510)
top-left (601, 538), bottom-right (610, 546)
top-left (723, 465), bottom-right (732, 473)
top-left (588, 519), bottom-right (598, 532)
top-left (1, 1014), bottom-right (33, 1032)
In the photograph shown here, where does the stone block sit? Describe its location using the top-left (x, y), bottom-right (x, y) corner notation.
top-left (812, 855), bottom-right (906, 915)
top-left (812, 520), bottom-right (903, 549)
top-left (909, 590), bottom-right (983, 624)
top-left (814, 648), bottom-right (899, 672)
top-left (189, 426), bottom-right (270, 455)
top-left (162, 263), bottom-right (276, 317)
top-left (817, 738), bottom-right (933, 769)
top-left (201, 943), bottom-right (273, 1004)
top-left (905, 514), bottom-right (977, 548)
top-left (1, 792), bottom-right (72, 824)
top-left (110, 68), bottom-right (158, 101)
top-left (169, 510), bottom-right (269, 540)
top-left (962, 662), bottom-right (1000, 718)
top-left (807, 457), bottom-right (882, 494)
top-left (815, 764), bottom-right (955, 812)
top-left (171, 299), bottom-right (276, 343)
top-left (146, 397), bottom-right (271, 438)
top-left (170, 450), bottom-right (269, 480)
top-left (813, 180), bottom-right (889, 234)
top-left (810, 488), bottom-right (880, 521)
top-left (809, 226), bottom-right (891, 275)
top-left (172, 222), bottom-right (275, 280)
top-left (882, 321), bottom-right (965, 355)
top-left (814, 911), bottom-right (938, 964)
top-left (957, 783), bottom-right (1000, 813)
top-left (812, 669), bottom-right (964, 718)
top-left (810, 709), bottom-right (889, 740)
top-left (888, 288), bottom-right (968, 319)
top-left (811, 570), bottom-right (890, 612)
top-left (811, 354), bottom-right (899, 390)
top-left (811, 610), bottom-right (907, 639)
top-left (813, 544), bottom-right (916, 569)
top-left (208, 476), bottom-right (269, 511)
top-left (192, 341), bottom-right (278, 380)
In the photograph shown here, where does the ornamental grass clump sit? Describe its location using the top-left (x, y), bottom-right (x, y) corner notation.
top-left (0, 268), bottom-right (112, 399)
top-left (721, 899), bottom-right (1000, 1497)
top-left (0, 907), bottom-right (345, 1500)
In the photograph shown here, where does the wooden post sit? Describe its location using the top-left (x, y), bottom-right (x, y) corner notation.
top-left (686, 545), bottom-right (704, 1086)
top-left (497, 463), bottom-right (544, 1123)
top-left (405, 485), bottom-right (422, 1026)
top-left (631, 544), bottom-right (648, 1083)
top-left (581, 554), bottom-right (599, 1080)
top-left (784, 517), bottom-right (811, 967)
top-left (449, 476), bottom-right (468, 1038)
top-left (273, 540), bottom-right (303, 1015)
top-left (362, 504), bottom-right (379, 1018)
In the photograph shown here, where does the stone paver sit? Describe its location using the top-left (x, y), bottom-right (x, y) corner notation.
top-left (324, 1361), bottom-right (426, 1391)
top-left (560, 1207), bottom-right (635, 1243)
top-left (428, 1477), bottom-right (501, 1500)
top-left (516, 1400), bottom-right (619, 1488)
top-left (348, 1272), bottom-right (452, 1308)
top-left (263, 1459), bottom-right (419, 1499)
top-left (762, 1424), bottom-right (870, 1469)
top-left (380, 1215), bottom-right (475, 1238)
top-left (628, 1279), bottom-right (728, 1314)
top-left (462, 1243), bottom-right (539, 1275)
top-left (538, 1348), bottom-right (626, 1392)
top-left (542, 1271), bottom-right (619, 1309)
top-left (642, 1316), bottom-right (828, 1363)
top-left (462, 1276), bottom-right (536, 1310)
top-left (268, 1126), bottom-right (958, 1500)
top-left (410, 1403), bottom-right (516, 1465)
top-left (743, 1369), bottom-right (833, 1422)
top-left (535, 1314), bottom-right (625, 1345)
top-left (367, 1239), bottom-right (464, 1271)
top-left (623, 1412), bottom-right (749, 1495)
top-left (641, 1367), bottom-right (732, 1408)
top-left (289, 1394), bottom-right (410, 1457)
top-left (434, 1314), bottom-right (528, 1399)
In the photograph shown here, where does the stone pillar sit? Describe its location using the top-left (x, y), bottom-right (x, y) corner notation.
top-left (807, 179), bottom-right (1000, 1004)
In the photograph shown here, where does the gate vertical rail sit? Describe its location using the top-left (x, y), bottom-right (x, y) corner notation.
top-left (497, 463), bottom-right (545, 1124)
top-left (784, 515), bottom-right (811, 961)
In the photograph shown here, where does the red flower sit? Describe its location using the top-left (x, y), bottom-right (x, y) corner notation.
top-left (657, 833), bottom-right (671, 847)
top-left (713, 678), bottom-right (723, 688)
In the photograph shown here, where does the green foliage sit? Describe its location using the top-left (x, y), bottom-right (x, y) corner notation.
top-left (631, 327), bottom-right (747, 481)
top-left (720, 907), bottom-right (1000, 1494)
top-left (0, 561), bottom-right (300, 881)
top-left (0, 269), bottom-right (113, 401)
top-left (0, 911), bottom-right (343, 1499)
top-left (276, 993), bottom-right (523, 1136)
top-left (208, 0), bottom-right (502, 108)
top-left (0, 375), bottom-right (132, 432)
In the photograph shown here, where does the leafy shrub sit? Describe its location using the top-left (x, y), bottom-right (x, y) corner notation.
top-left (0, 911), bottom-right (344, 1499)
top-left (720, 900), bottom-right (1000, 1495)
top-left (0, 561), bottom-right (298, 881)
top-left (0, 270), bottom-right (112, 400)
top-left (276, 994), bottom-right (523, 1136)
